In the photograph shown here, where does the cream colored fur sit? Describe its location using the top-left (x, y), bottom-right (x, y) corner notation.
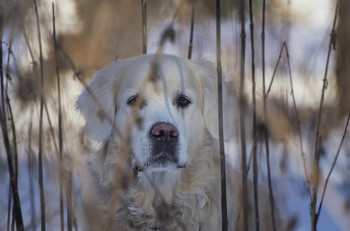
top-left (77, 54), bottom-right (281, 231)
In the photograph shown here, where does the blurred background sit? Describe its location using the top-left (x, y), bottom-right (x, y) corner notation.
top-left (0, 0), bottom-right (349, 230)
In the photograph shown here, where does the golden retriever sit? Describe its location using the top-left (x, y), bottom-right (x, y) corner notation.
top-left (77, 54), bottom-right (280, 230)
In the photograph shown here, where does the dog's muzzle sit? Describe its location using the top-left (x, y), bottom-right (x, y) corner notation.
top-left (134, 122), bottom-right (186, 172)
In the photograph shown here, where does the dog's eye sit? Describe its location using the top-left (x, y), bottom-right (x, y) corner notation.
top-left (127, 95), bottom-right (138, 106)
top-left (176, 95), bottom-right (191, 108)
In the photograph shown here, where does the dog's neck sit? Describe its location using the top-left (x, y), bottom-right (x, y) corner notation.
top-left (136, 168), bottom-right (181, 203)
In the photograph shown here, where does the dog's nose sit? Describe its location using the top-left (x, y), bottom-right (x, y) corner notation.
top-left (150, 122), bottom-right (178, 143)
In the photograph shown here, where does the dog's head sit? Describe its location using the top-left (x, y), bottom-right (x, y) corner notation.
top-left (77, 54), bottom-right (236, 174)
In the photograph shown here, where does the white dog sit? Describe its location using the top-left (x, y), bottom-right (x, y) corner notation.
top-left (77, 54), bottom-right (280, 230)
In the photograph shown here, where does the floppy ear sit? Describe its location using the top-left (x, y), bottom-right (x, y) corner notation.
top-left (77, 68), bottom-right (117, 141)
top-left (193, 61), bottom-right (237, 141)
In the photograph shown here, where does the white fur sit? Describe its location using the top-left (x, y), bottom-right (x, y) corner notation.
top-left (78, 54), bottom-right (281, 230)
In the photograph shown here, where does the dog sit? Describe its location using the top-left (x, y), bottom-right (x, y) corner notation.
top-left (77, 54), bottom-right (280, 230)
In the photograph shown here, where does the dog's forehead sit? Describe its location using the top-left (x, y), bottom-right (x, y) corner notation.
top-left (118, 56), bottom-right (200, 94)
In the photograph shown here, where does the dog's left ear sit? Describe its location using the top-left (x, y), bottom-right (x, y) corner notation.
top-left (193, 61), bottom-right (237, 141)
top-left (77, 68), bottom-right (117, 141)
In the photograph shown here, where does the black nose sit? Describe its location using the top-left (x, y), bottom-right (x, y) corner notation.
top-left (150, 122), bottom-right (178, 143)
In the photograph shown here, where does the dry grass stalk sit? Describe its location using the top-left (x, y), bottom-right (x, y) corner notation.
top-left (51, 2), bottom-right (65, 231)
top-left (266, 42), bottom-right (311, 199)
top-left (0, 7), bottom-right (24, 231)
top-left (33, 0), bottom-right (46, 229)
top-left (187, 2), bottom-right (195, 59)
top-left (317, 112), bottom-right (350, 218)
top-left (261, 1), bottom-right (277, 230)
top-left (248, 0), bottom-right (261, 230)
top-left (4, 24), bottom-right (21, 231)
top-left (311, 1), bottom-right (339, 230)
top-left (238, 0), bottom-right (249, 230)
top-left (215, 0), bottom-right (228, 230)
top-left (142, 0), bottom-right (147, 54)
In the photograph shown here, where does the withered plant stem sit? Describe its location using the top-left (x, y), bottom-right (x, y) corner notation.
top-left (188, 3), bottom-right (195, 59)
top-left (261, 1), bottom-right (277, 230)
top-left (317, 112), bottom-right (350, 218)
top-left (33, 0), bottom-right (46, 229)
top-left (52, 2), bottom-right (66, 231)
top-left (239, 0), bottom-right (248, 230)
top-left (0, 8), bottom-right (24, 231)
top-left (311, 2), bottom-right (339, 230)
top-left (215, 0), bottom-right (228, 230)
top-left (266, 42), bottom-right (311, 199)
top-left (248, 0), bottom-right (260, 230)
top-left (142, 0), bottom-right (147, 54)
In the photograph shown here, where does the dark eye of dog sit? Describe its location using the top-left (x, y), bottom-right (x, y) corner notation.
top-left (127, 95), bottom-right (138, 106)
top-left (177, 95), bottom-right (191, 108)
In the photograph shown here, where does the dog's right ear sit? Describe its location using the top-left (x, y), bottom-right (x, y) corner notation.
top-left (77, 68), bottom-right (117, 141)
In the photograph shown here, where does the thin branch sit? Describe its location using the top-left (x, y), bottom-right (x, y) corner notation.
top-left (27, 106), bottom-right (37, 231)
top-left (265, 129), bottom-right (277, 231)
top-left (33, 0), bottom-right (46, 229)
top-left (239, 0), bottom-right (248, 230)
top-left (317, 112), bottom-right (350, 217)
top-left (311, 2), bottom-right (339, 230)
top-left (248, 0), bottom-right (260, 230)
top-left (141, 0), bottom-right (147, 54)
top-left (52, 2), bottom-right (65, 231)
top-left (66, 173), bottom-right (73, 231)
top-left (261, 1), bottom-right (277, 230)
top-left (0, 85), bottom-right (24, 231)
top-left (4, 25), bottom-right (22, 231)
top-left (283, 43), bottom-right (311, 198)
top-left (7, 185), bottom-right (11, 231)
top-left (265, 42), bottom-right (312, 201)
top-left (0, 8), bottom-right (5, 113)
top-left (1, 10), bottom-right (24, 231)
top-left (266, 43), bottom-right (284, 98)
top-left (188, 2), bottom-right (195, 59)
top-left (6, 89), bottom-right (19, 196)
top-left (216, 0), bottom-right (228, 230)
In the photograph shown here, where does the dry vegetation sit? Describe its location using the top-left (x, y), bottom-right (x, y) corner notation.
top-left (0, 0), bottom-right (349, 230)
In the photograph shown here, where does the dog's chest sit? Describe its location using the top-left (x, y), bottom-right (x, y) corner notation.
top-left (116, 193), bottom-right (211, 231)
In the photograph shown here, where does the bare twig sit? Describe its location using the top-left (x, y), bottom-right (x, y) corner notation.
top-left (1, 10), bottom-right (24, 231)
top-left (317, 112), bottom-right (350, 217)
top-left (141, 0), bottom-right (147, 54)
top-left (311, 2), bottom-right (339, 230)
top-left (261, 0), bottom-right (265, 100)
top-left (7, 186), bottom-right (11, 231)
top-left (33, 0), bottom-right (46, 229)
top-left (248, 0), bottom-right (260, 230)
top-left (66, 172), bottom-right (73, 231)
top-left (266, 43), bottom-right (284, 98)
top-left (266, 42), bottom-right (311, 199)
top-left (0, 80), bottom-right (24, 231)
top-left (6, 89), bottom-right (19, 198)
top-left (188, 2), bottom-right (195, 59)
top-left (4, 25), bottom-right (21, 231)
top-left (215, 0), bottom-right (228, 230)
top-left (1, 7), bottom-right (5, 113)
top-left (283, 43), bottom-right (311, 198)
top-left (27, 106), bottom-right (37, 231)
top-left (42, 101), bottom-right (79, 231)
top-left (239, 0), bottom-right (248, 230)
top-left (52, 2), bottom-right (66, 231)
top-left (261, 1), bottom-right (277, 230)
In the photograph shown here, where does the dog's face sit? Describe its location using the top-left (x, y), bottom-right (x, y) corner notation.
top-left (115, 58), bottom-right (204, 172)
top-left (78, 54), bottom-right (235, 174)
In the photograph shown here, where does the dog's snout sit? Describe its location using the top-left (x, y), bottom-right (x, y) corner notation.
top-left (150, 122), bottom-right (178, 143)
